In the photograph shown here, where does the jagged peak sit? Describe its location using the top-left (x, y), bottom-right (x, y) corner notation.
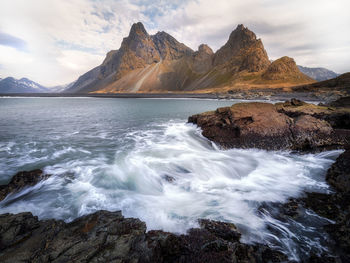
top-left (129, 22), bottom-right (148, 37)
top-left (228, 24), bottom-right (257, 43)
top-left (152, 31), bottom-right (179, 44)
top-left (198, 44), bottom-right (213, 55)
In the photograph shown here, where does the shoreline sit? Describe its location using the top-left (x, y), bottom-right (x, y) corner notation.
top-left (0, 91), bottom-right (324, 102)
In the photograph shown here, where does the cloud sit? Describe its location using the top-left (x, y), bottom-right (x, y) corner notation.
top-left (0, 0), bottom-right (349, 86)
top-left (0, 32), bottom-right (28, 51)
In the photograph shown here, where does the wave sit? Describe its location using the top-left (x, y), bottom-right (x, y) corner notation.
top-left (0, 121), bottom-right (341, 260)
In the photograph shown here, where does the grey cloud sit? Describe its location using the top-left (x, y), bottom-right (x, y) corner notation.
top-left (0, 32), bottom-right (27, 51)
top-left (248, 21), bottom-right (301, 36)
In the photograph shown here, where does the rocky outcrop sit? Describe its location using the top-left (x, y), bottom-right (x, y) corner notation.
top-left (276, 99), bottom-right (350, 129)
top-left (188, 100), bottom-right (347, 150)
top-left (0, 210), bottom-right (288, 263)
top-left (0, 169), bottom-right (50, 201)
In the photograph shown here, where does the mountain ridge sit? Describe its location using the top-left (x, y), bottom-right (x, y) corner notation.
top-left (297, 65), bottom-right (339, 81)
top-left (66, 22), bottom-right (314, 94)
top-left (0, 77), bottom-right (49, 93)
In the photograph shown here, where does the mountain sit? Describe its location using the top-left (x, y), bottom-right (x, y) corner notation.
top-left (49, 80), bottom-right (76, 93)
top-left (0, 77), bottom-right (49, 93)
top-left (262, 57), bottom-right (313, 82)
top-left (66, 23), bottom-right (313, 93)
top-left (297, 66), bottom-right (339, 81)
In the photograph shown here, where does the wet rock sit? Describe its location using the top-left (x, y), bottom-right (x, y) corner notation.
top-left (0, 210), bottom-right (288, 263)
top-left (286, 148), bottom-right (350, 262)
top-left (0, 169), bottom-right (51, 201)
top-left (0, 210), bottom-right (152, 263)
top-left (188, 101), bottom-right (345, 151)
top-left (326, 146), bottom-right (350, 192)
top-left (163, 175), bottom-right (176, 183)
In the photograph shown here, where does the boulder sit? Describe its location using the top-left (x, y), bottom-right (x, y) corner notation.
top-left (0, 169), bottom-right (51, 201)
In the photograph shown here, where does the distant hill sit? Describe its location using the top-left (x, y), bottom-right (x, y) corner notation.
top-left (297, 65), bottom-right (339, 81)
top-left (65, 22), bottom-right (313, 93)
top-left (49, 81), bottom-right (76, 93)
top-left (0, 77), bottom-right (49, 93)
top-left (294, 72), bottom-right (350, 91)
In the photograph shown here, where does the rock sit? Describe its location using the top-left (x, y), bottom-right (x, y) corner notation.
top-left (0, 210), bottom-right (288, 263)
top-left (326, 146), bottom-right (350, 192)
top-left (188, 101), bottom-right (344, 151)
top-left (276, 99), bottom-right (350, 130)
top-left (0, 210), bottom-right (151, 263)
top-left (0, 169), bottom-right (51, 201)
top-left (328, 96), bottom-right (350, 108)
top-left (198, 219), bottom-right (241, 242)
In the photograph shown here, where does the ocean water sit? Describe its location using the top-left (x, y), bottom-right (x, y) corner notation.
top-left (0, 97), bottom-right (341, 261)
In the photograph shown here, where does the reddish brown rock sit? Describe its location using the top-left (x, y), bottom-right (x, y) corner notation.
top-left (189, 101), bottom-right (345, 150)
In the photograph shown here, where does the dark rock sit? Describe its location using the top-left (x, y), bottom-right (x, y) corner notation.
top-left (0, 210), bottom-right (288, 263)
top-left (0, 169), bottom-right (51, 201)
top-left (198, 219), bottom-right (241, 242)
top-left (289, 148), bottom-right (350, 262)
top-left (326, 146), bottom-right (350, 192)
top-left (328, 96), bottom-right (350, 108)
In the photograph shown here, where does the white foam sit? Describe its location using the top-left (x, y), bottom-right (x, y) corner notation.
top-left (0, 121), bottom-right (340, 259)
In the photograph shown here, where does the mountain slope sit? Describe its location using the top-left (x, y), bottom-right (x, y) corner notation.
top-left (262, 57), bottom-right (313, 82)
top-left (0, 77), bottom-right (49, 93)
top-left (66, 23), bottom-right (313, 94)
top-left (297, 66), bottom-right (339, 81)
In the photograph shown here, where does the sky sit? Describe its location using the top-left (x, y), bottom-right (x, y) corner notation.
top-left (0, 0), bottom-right (349, 86)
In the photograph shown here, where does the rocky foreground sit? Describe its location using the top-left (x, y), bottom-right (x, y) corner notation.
top-left (0, 171), bottom-right (288, 263)
top-left (1, 149), bottom-right (349, 262)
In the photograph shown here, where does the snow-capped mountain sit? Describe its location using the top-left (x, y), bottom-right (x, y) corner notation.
top-left (0, 77), bottom-right (49, 93)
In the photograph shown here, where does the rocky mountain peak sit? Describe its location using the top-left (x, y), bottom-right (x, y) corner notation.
top-left (129, 22), bottom-right (148, 37)
top-left (151, 31), bottom-right (193, 60)
top-left (262, 56), bottom-right (313, 82)
top-left (198, 44), bottom-right (213, 55)
top-left (226, 24), bottom-right (258, 50)
top-left (213, 24), bottom-right (270, 72)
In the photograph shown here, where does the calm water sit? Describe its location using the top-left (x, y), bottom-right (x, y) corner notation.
top-left (0, 97), bottom-right (341, 261)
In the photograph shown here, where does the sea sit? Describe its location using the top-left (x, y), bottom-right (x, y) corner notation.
top-left (0, 97), bottom-right (341, 261)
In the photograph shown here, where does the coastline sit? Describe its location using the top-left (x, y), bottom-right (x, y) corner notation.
top-left (0, 91), bottom-right (324, 102)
